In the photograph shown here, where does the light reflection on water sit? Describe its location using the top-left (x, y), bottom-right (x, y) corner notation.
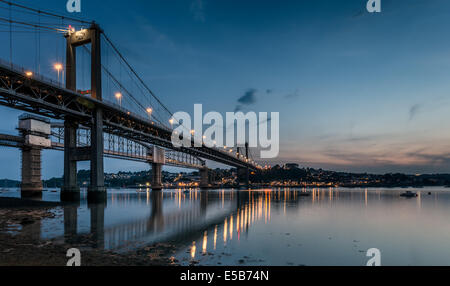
top-left (2, 187), bottom-right (450, 265)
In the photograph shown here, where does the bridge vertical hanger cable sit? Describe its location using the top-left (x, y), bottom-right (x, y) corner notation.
top-left (8, 1), bottom-right (11, 67)
top-left (34, 11), bottom-right (37, 73)
top-left (81, 42), bottom-right (84, 91)
top-left (61, 17), bottom-right (64, 86)
top-left (38, 11), bottom-right (40, 74)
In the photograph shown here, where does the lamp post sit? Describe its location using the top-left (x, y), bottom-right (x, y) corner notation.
top-left (115, 92), bottom-right (122, 107)
top-left (54, 63), bottom-right (63, 86)
top-left (146, 107), bottom-right (153, 119)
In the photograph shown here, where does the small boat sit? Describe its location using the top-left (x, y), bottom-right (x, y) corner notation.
top-left (400, 191), bottom-right (418, 198)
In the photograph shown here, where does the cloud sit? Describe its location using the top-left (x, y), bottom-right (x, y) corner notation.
top-left (409, 104), bottom-right (422, 121)
top-left (190, 0), bottom-right (206, 22)
top-left (238, 88), bottom-right (258, 105)
top-left (233, 88), bottom-right (258, 112)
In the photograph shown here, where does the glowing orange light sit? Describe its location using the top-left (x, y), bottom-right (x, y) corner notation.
top-left (54, 63), bottom-right (63, 71)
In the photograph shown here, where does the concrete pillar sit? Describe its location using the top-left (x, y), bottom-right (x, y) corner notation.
top-left (87, 107), bottom-right (106, 201)
top-left (200, 168), bottom-right (210, 189)
top-left (18, 114), bottom-right (51, 199)
top-left (61, 34), bottom-right (79, 201)
top-left (61, 120), bottom-right (80, 201)
top-left (87, 24), bottom-right (106, 202)
top-left (21, 146), bottom-right (43, 198)
top-left (237, 167), bottom-right (250, 188)
top-left (151, 163), bottom-right (163, 190)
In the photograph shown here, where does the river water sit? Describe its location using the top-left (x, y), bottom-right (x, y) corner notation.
top-left (1, 187), bottom-right (450, 266)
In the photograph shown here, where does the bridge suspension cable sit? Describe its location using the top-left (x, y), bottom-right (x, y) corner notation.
top-left (101, 34), bottom-right (176, 120)
top-left (0, 17), bottom-right (69, 33)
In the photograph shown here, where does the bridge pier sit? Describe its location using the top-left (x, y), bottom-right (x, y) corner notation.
top-left (87, 108), bottom-right (106, 202)
top-left (151, 163), bottom-right (163, 190)
top-left (18, 115), bottom-right (51, 199)
top-left (200, 168), bottom-right (211, 189)
top-left (61, 120), bottom-right (80, 201)
top-left (237, 167), bottom-right (250, 189)
top-left (21, 146), bottom-right (43, 198)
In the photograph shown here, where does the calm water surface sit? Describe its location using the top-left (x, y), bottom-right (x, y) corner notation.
top-left (1, 187), bottom-right (450, 266)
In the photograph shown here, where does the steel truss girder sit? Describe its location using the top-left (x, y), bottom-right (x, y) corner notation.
top-left (0, 63), bottom-right (257, 171)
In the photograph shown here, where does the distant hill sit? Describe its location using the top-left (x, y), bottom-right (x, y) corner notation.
top-left (0, 179), bottom-right (20, 188)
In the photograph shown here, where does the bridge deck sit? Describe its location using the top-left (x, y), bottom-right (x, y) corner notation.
top-left (0, 61), bottom-right (258, 170)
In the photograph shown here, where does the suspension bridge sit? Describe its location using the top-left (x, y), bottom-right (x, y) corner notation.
top-left (0, 1), bottom-right (262, 201)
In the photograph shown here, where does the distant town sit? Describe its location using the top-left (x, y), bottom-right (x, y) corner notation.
top-left (2, 163), bottom-right (450, 189)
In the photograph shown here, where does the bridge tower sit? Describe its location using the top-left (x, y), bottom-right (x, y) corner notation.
top-left (237, 143), bottom-right (250, 188)
top-left (61, 23), bottom-right (106, 202)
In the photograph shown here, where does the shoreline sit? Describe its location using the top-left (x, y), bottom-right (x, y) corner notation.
top-left (0, 198), bottom-right (177, 266)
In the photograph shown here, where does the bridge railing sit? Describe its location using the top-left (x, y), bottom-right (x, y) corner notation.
top-left (0, 58), bottom-right (63, 88)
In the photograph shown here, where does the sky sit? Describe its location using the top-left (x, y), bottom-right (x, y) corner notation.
top-left (1, 0), bottom-right (450, 179)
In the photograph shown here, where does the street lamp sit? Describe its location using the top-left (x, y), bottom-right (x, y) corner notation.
top-left (54, 63), bottom-right (63, 85)
top-left (115, 92), bottom-right (122, 107)
top-left (146, 107), bottom-right (153, 120)
top-left (25, 71), bottom-right (33, 78)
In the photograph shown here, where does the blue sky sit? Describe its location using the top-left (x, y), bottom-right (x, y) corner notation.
top-left (1, 0), bottom-right (450, 179)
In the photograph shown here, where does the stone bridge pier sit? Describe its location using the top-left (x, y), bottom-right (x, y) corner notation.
top-left (237, 167), bottom-right (250, 188)
top-left (200, 167), bottom-right (212, 189)
top-left (150, 146), bottom-right (165, 191)
top-left (18, 115), bottom-right (51, 198)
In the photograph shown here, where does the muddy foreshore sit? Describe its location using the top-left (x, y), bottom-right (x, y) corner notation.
top-left (0, 198), bottom-right (178, 266)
